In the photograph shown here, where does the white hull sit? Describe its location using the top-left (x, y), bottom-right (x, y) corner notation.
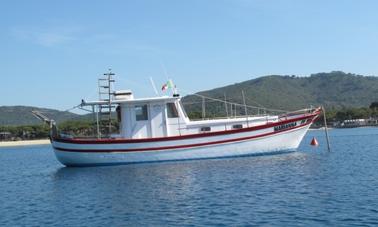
top-left (42, 71), bottom-right (322, 167)
top-left (52, 119), bottom-right (313, 166)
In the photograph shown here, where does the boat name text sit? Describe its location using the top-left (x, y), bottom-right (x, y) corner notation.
top-left (274, 122), bottom-right (297, 131)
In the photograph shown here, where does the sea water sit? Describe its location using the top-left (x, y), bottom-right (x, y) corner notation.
top-left (0, 127), bottom-right (377, 226)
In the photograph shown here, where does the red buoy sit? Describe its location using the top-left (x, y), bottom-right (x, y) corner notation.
top-left (310, 137), bottom-right (319, 146)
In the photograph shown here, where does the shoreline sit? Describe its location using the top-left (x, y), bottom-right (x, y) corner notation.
top-left (0, 139), bottom-right (51, 147)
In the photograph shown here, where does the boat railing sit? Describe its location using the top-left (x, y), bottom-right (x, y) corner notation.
top-left (278, 107), bottom-right (320, 121)
top-left (189, 106), bottom-right (319, 129)
top-left (189, 113), bottom-right (270, 121)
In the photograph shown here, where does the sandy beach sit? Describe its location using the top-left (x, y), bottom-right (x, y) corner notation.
top-left (0, 139), bottom-right (51, 147)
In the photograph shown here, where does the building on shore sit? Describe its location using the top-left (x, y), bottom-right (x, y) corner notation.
top-left (0, 132), bottom-right (12, 141)
top-left (338, 118), bottom-right (378, 128)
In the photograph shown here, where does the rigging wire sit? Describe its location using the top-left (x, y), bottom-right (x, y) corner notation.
top-left (61, 72), bottom-right (290, 115)
top-left (179, 88), bottom-right (289, 113)
top-left (63, 104), bottom-right (82, 112)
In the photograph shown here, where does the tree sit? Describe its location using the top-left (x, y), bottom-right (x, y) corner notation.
top-left (370, 102), bottom-right (378, 109)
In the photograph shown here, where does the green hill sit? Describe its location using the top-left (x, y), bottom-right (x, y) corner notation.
top-left (0, 106), bottom-right (80, 126)
top-left (2, 71), bottom-right (378, 126)
top-left (182, 71), bottom-right (378, 116)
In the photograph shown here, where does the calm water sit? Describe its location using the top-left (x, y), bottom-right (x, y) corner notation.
top-left (1, 128), bottom-right (378, 226)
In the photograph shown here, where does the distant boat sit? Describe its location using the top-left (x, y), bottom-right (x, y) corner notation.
top-left (38, 71), bottom-right (322, 166)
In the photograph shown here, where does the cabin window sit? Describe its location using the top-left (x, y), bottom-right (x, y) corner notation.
top-left (200, 127), bottom-right (211, 132)
top-left (179, 101), bottom-right (188, 118)
top-left (232, 124), bottom-right (243, 129)
top-left (116, 105), bottom-right (121, 122)
top-left (167, 103), bottom-right (179, 118)
top-left (135, 105), bottom-right (148, 121)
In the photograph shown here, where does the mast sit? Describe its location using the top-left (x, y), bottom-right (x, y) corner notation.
top-left (202, 97), bottom-right (206, 119)
top-left (98, 69), bottom-right (115, 137)
top-left (224, 93), bottom-right (228, 118)
top-left (242, 90), bottom-right (249, 127)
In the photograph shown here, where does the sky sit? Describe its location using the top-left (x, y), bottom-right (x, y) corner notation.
top-left (1, 0), bottom-right (378, 111)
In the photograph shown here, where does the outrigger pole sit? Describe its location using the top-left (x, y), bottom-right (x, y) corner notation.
top-left (31, 110), bottom-right (58, 138)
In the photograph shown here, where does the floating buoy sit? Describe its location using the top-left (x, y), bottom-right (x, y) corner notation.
top-left (310, 137), bottom-right (319, 146)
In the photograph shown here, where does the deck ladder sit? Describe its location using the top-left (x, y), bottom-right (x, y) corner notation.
top-left (97, 69), bottom-right (116, 136)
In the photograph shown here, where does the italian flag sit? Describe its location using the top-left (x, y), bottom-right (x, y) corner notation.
top-left (162, 79), bottom-right (174, 91)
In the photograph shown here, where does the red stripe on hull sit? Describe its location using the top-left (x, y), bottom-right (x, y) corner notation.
top-left (53, 112), bottom-right (320, 145)
top-left (53, 120), bottom-right (313, 153)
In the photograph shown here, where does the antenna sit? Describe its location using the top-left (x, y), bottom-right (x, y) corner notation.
top-left (149, 77), bottom-right (159, 96)
top-left (160, 61), bottom-right (170, 80)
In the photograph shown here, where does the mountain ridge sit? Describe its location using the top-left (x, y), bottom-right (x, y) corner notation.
top-left (1, 71), bottom-right (377, 126)
top-left (182, 71), bottom-right (378, 115)
top-left (0, 106), bottom-right (81, 126)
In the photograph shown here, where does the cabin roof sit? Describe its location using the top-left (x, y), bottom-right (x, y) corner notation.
top-left (82, 96), bottom-right (179, 106)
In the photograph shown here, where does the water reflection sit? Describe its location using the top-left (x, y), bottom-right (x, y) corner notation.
top-left (50, 152), bottom-right (314, 210)
top-left (4, 128), bottom-right (378, 226)
top-left (49, 149), bottom-right (363, 226)
top-left (51, 161), bottom-right (205, 220)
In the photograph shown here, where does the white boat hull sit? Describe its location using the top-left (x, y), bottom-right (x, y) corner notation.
top-left (52, 115), bottom-right (315, 166)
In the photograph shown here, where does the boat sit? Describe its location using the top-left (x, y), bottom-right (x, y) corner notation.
top-left (37, 71), bottom-right (322, 166)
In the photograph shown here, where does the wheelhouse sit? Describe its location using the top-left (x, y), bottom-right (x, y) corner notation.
top-left (84, 95), bottom-right (190, 139)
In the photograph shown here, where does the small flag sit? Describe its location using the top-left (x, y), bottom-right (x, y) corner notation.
top-left (162, 79), bottom-right (174, 91)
